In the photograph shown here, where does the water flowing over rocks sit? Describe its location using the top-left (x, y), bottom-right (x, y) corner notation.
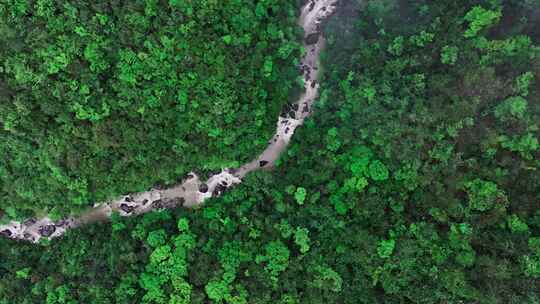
top-left (0, 0), bottom-right (338, 243)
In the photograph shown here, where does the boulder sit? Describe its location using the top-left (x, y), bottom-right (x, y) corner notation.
top-left (151, 199), bottom-right (164, 209)
top-left (199, 183), bottom-right (209, 193)
top-left (39, 225), bottom-right (56, 237)
top-left (120, 204), bottom-right (135, 213)
top-left (305, 32), bottom-right (320, 45)
top-left (0, 229), bottom-right (12, 237)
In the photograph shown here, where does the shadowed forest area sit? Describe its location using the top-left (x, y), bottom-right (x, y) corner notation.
top-left (1, 0), bottom-right (540, 303)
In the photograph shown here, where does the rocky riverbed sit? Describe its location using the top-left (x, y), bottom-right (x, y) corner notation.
top-left (0, 0), bottom-right (339, 243)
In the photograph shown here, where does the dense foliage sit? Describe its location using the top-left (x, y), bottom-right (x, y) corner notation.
top-left (0, 0), bottom-right (303, 218)
top-left (1, 0), bottom-right (540, 303)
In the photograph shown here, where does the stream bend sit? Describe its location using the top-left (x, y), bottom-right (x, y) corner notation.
top-left (0, 0), bottom-right (339, 243)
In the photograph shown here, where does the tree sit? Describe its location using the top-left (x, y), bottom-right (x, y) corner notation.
top-left (463, 6), bottom-right (502, 38)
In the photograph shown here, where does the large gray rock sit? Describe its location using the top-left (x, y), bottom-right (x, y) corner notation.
top-left (199, 183), bottom-right (209, 193)
top-left (0, 230), bottom-right (12, 237)
top-left (305, 32), bottom-right (320, 45)
top-left (39, 225), bottom-right (56, 237)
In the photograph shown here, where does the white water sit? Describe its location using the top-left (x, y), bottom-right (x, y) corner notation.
top-left (0, 0), bottom-right (339, 243)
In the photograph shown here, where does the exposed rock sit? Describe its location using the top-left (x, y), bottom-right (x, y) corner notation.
top-left (166, 198), bottom-right (184, 207)
top-left (199, 183), bottom-right (209, 193)
top-left (280, 103), bottom-right (292, 116)
top-left (212, 183), bottom-right (228, 198)
top-left (212, 189), bottom-right (220, 197)
top-left (120, 204), bottom-right (135, 213)
top-left (160, 199), bottom-right (177, 209)
top-left (39, 225), bottom-right (56, 237)
top-left (0, 230), bottom-right (12, 237)
top-left (151, 200), bottom-right (164, 209)
top-left (305, 32), bottom-right (320, 45)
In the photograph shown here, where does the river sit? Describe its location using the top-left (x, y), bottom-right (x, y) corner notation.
top-left (0, 0), bottom-right (339, 243)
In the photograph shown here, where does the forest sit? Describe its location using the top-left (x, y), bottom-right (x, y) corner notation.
top-left (0, 0), bottom-right (303, 219)
top-left (1, 0), bottom-right (540, 303)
